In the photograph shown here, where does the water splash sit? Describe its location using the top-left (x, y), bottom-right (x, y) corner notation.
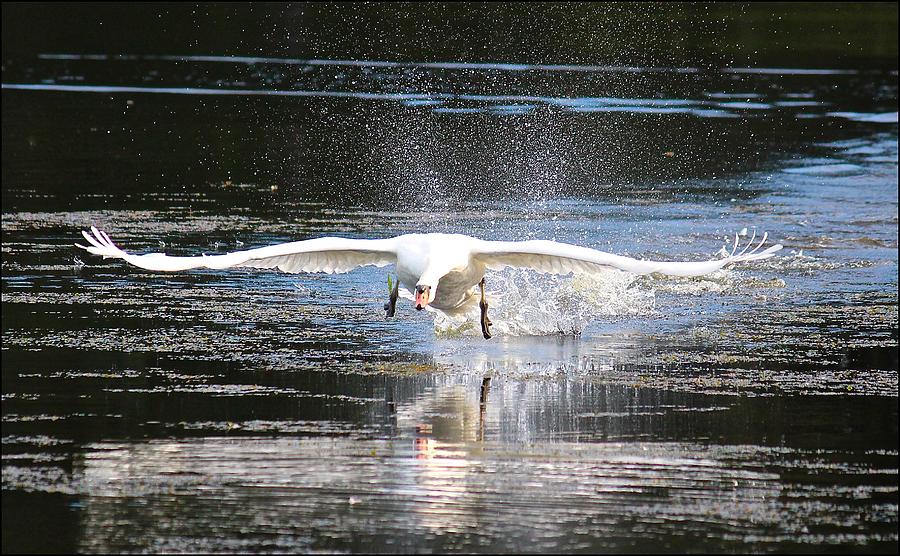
top-left (432, 268), bottom-right (655, 337)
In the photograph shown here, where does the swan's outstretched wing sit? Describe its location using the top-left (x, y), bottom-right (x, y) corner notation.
top-left (76, 227), bottom-right (398, 273)
top-left (471, 232), bottom-right (782, 278)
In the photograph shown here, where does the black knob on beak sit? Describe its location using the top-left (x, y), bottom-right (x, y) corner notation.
top-left (415, 285), bottom-right (430, 310)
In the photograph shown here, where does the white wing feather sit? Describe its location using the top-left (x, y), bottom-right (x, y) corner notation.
top-left (472, 232), bottom-right (782, 277)
top-left (76, 226), bottom-right (398, 274)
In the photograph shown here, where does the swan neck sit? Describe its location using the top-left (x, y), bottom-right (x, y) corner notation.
top-left (417, 260), bottom-right (448, 288)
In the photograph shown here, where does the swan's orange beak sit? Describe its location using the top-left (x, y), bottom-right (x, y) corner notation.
top-left (415, 285), bottom-right (431, 310)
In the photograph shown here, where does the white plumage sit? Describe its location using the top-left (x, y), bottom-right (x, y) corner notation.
top-left (77, 226), bottom-right (782, 334)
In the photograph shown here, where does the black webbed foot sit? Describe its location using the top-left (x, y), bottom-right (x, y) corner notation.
top-left (479, 278), bottom-right (492, 340)
top-left (385, 275), bottom-right (400, 318)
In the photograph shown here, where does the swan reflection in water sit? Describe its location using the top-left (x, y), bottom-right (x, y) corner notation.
top-left (69, 343), bottom-right (789, 552)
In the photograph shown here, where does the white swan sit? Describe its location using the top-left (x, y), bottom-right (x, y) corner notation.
top-left (77, 226), bottom-right (782, 338)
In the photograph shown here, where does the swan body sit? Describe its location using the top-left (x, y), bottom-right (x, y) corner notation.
top-left (77, 227), bottom-right (782, 334)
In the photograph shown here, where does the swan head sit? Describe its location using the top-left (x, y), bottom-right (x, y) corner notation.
top-left (414, 284), bottom-right (432, 310)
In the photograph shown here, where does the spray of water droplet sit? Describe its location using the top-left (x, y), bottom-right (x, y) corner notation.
top-left (431, 268), bottom-right (655, 337)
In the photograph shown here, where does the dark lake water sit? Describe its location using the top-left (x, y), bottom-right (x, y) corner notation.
top-left (2, 15), bottom-right (898, 554)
